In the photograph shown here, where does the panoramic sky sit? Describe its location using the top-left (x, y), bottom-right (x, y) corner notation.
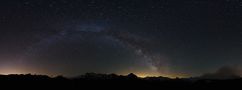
top-left (0, 0), bottom-right (242, 77)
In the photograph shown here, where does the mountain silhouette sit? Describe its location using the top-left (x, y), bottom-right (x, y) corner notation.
top-left (0, 73), bottom-right (242, 89)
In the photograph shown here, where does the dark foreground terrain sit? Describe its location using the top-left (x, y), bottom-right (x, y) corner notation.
top-left (0, 73), bottom-right (241, 89)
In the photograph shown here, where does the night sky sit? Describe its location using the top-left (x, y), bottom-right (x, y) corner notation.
top-left (0, 0), bottom-right (242, 77)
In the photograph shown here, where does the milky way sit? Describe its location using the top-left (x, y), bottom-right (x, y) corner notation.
top-left (21, 23), bottom-right (171, 76)
top-left (1, 0), bottom-right (242, 77)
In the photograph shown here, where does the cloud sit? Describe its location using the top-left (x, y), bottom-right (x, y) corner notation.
top-left (200, 66), bottom-right (242, 79)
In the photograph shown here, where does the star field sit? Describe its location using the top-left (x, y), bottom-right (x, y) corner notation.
top-left (0, 0), bottom-right (242, 77)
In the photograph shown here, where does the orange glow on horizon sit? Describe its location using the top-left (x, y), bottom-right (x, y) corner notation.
top-left (121, 71), bottom-right (190, 78)
top-left (0, 68), bottom-right (26, 75)
top-left (0, 66), bottom-right (44, 75)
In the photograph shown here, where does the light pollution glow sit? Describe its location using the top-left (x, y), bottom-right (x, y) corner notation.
top-left (0, 66), bottom-right (185, 78)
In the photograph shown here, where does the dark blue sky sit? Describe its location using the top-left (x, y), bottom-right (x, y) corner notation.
top-left (0, 0), bottom-right (242, 77)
